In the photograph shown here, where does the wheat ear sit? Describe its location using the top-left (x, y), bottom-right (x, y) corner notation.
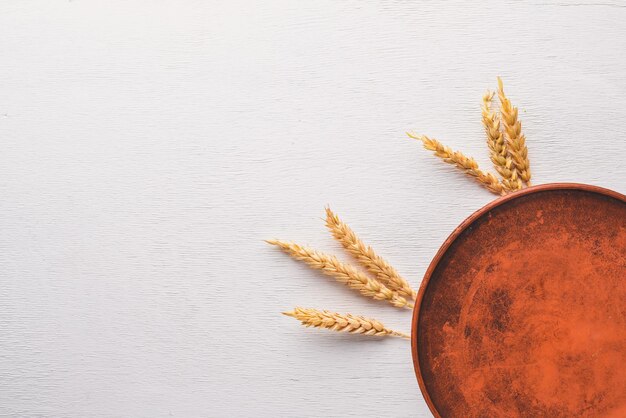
top-left (497, 77), bottom-right (531, 185)
top-left (481, 91), bottom-right (522, 191)
top-left (407, 132), bottom-right (505, 195)
top-left (324, 208), bottom-right (416, 300)
top-left (283, 307), bottom-right (410, 339)
top-left (267, 240), bottom-right (413, 309)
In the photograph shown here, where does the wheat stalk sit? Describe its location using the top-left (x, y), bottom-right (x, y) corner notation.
top-left (283, 307), bottom-right (410, 339)
top-left (497, 77), bottom-right (531, 185)
top-left (407, 132), bottom-right (505, 195)
top-left (324, 208), bottom-right (416, 300)
top-left (481, 91), bottom-right (522, 191)
top-left (267, 239), bottom-right (413, 309)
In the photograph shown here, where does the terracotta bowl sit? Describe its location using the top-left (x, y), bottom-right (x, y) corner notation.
top-left (411, 183), bottom-right (626, 417)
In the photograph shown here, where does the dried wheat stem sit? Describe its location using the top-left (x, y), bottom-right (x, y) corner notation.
top-left (283, 307), bottom-right (410, 339)
top-left (324, 208), bottom-right (416, 300)
top-left (481, 91), bottom-right (522, 191)
top-left (267, 239), bottom-right (413, 309)
top-left (497, 77), bottom-right (531, 185)
top-left (407, 132), bottom-right (505, 195)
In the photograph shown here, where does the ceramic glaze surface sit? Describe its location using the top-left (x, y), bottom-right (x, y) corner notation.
top-left (413, 185), bottom-right (626, 417)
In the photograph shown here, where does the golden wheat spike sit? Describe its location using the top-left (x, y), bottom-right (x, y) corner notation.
top-left (267, 239), bottom-right (413, 309)
top-left (324, 208), bottom-right (416, 300)
top-left (407, 132), bottom-right (505, 195)
top-left (283, 307), bottom-right (410, 339)
top-left (497, 77), bottom-right (531, 185)
top-left (481, 91), bottom-right (522, 191)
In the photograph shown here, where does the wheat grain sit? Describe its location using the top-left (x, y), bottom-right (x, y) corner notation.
top-left (497, 77), bottom-right (531, 185)
top-left (267, 239), bottom-right (413, 309)
top-left (283, 307), bottom-right (410, 339)
top-left (407, 132), bottom-right (505, 195)
top-left (481, 91), bottom-right (522, 191)
top-left (324, 208), bottom-right (416, 300)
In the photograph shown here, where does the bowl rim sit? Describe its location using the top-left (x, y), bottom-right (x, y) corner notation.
top-left (410, 182), bottom-right (626, 417)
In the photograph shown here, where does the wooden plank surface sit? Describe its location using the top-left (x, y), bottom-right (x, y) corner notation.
top-left (0, 1), bottom-right (625, 416)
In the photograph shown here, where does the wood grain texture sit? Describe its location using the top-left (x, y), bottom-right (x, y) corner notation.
top-left (0, 1), bottom-right (625, 417)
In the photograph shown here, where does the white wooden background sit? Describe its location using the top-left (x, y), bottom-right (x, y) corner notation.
top-left (1, 1), bottom-right (625, 417)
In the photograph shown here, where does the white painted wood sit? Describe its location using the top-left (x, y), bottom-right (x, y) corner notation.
top-left (1, 1), bottom-right (625, 417)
